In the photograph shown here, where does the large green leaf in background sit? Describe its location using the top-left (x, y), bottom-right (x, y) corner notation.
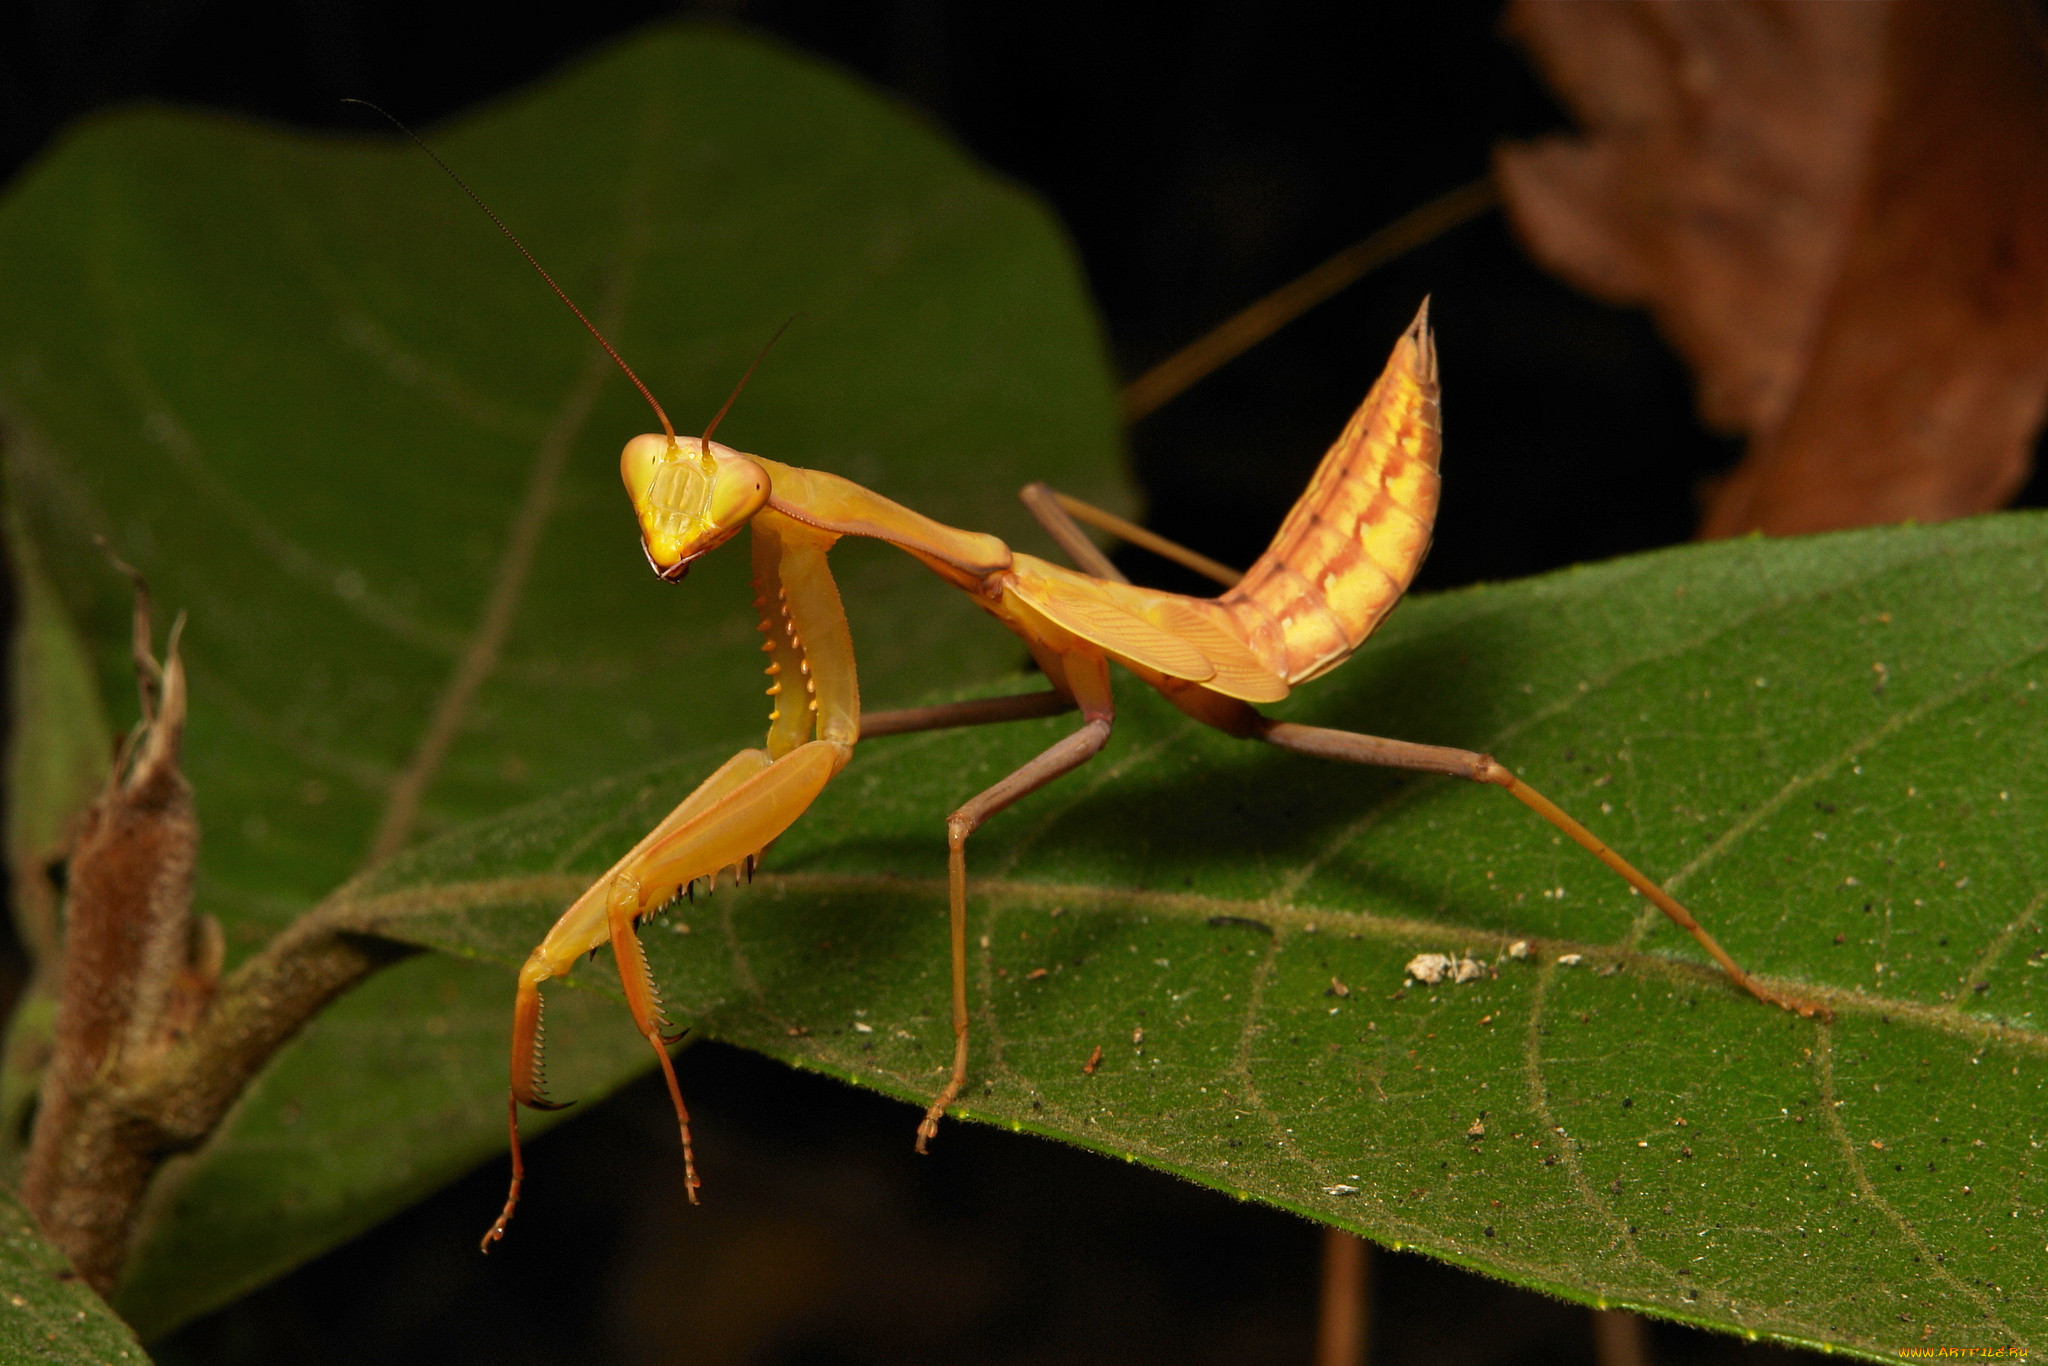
top-left (232, 515), bottom-right (2048, 1363)
top-left (0, 24), bottom-right (1123, 1343)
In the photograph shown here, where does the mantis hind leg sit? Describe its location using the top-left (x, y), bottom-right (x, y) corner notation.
top-left (1249, 714), bottom-right (1831, 1021)
top-left (1021, 487), bottom-right (1822, 1017)
top-left (916, 649), bottom-right (1116, 1151)
top-left (1019, 483), bottom-right (1241, 589)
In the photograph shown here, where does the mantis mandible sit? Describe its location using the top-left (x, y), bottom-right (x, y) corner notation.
top-left (473, 289), bottom-right (1831, 1248)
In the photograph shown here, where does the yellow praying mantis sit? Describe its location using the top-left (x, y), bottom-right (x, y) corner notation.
top-left (474, 310), bottom-right (1832, 1248)
top-left (397, 121), bottom-right (1827, 1252)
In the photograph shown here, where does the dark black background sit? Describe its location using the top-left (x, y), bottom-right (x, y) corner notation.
top-left (2, 0), bottom-right (1762, 595)
top-left (1, 1), bottom-right (1959, 1362)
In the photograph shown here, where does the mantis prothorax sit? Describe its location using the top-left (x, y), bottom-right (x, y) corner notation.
top-left (470, 288), bottom-right (1831, 1248)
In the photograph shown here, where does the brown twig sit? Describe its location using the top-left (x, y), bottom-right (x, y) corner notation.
top-left (1591, 1307), bottom-right (1651, 1366)
top-left (1119, 177), bottom-right (1495, 423)
top-left (18, 576), bottom-right (417, 1293)
top-left (23, 918), bottom-right (411, 1292)
top-left (1314, 1228), bottom-right (1371, 1366)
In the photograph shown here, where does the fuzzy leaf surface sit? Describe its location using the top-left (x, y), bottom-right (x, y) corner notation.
top-left (0, 1187), bottom-right (150, 1365)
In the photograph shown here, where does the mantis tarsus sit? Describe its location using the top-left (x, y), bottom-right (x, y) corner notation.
top-left (474, 293), bottom-right (1830, 1249)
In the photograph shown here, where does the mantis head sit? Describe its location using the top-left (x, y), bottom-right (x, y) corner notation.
top-left (620, 434), bottom-right (771, 581)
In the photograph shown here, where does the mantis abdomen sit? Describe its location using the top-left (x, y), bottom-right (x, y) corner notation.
top-left (1222, 311), bottom-right (1441, 685)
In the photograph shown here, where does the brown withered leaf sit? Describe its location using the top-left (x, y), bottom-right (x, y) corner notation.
top-left (1497, 0), bottom-right (2048, 537)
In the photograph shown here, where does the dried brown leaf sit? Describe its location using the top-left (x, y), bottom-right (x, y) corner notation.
top-left (1498, 0), bottom-right (2048, 537)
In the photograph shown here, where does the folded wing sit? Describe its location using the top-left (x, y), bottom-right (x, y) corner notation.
top-left (1006, 556), bottom-right (1289, 704)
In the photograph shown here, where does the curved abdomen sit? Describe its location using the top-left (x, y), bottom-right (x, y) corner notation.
top-left (1220, 304), bottom-right (1441, 685)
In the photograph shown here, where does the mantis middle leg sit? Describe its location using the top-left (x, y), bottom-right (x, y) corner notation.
top-left (915, 643), bottom-right (1116, 1150)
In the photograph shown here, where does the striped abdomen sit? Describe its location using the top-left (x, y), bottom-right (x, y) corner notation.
top-left (1220, 304), bottom-right (1441, 684)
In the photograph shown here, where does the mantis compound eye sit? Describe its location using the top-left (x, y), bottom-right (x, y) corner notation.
top-left (619, 432), bottom-right (671, 508)
top-left (704, 453), bottom-right (769, 528)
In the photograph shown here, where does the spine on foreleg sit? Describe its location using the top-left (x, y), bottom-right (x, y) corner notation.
top-left (1220, 304), bottom-right (1442, 685)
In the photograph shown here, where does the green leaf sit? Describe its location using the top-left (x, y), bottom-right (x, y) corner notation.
top-left (0, 25), bottom-right (1124, 1338)
top-left (0, 1186), bottom-right (150, 1365)
top-left (329, 514), bottom-right (2048, 1362)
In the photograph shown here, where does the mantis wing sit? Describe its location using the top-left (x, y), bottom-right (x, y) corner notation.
top-left (1133, 595), bottom-right (1290, 703)
top-left (1006, 556), bottom-right (1290, 704)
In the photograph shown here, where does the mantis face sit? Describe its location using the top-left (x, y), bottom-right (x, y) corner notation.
top-left (619, 433), bottom-right (771, 580)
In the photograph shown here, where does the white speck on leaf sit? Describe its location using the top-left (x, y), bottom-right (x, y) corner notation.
top-left (1405, 953), bottom-right (1454, 985)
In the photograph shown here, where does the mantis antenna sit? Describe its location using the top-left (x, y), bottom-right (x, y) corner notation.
top-left (339, 98), bottom-right (680, 447)
top-left (698, 314), bottom-right (802, 448)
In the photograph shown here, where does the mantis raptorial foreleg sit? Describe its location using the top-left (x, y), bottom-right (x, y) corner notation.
top-left (482, 736), bottom-right (846, 1247)
top-left (483, 508), bottom-right (860, 1250)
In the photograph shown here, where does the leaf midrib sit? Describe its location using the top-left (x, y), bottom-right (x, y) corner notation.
top-left (322, 867), bottom-right (2048, 1052)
